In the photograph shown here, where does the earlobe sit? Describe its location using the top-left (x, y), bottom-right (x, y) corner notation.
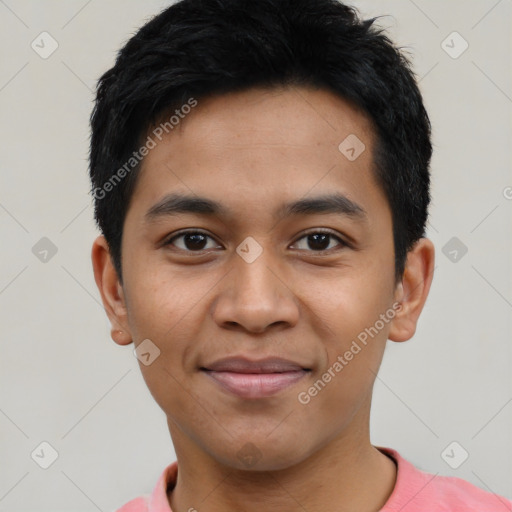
top-left (388, 238), bottom-right (435, 343)
top-left (91, 235), bottom-right (133, 346)
top-left (111, 329), bottom-right (132, 346)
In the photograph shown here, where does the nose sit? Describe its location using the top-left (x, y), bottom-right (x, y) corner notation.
top-left (210, 246), bottom-right (299, 334)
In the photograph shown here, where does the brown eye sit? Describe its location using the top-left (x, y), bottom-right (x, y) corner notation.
top-left (292, 231), bottom-right (346, 252)
top-left (165, 231), bottom-right (220, 252)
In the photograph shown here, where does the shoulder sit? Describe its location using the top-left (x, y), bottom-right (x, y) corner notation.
top-left (115, 495), bottom-right (149, 512)
top-left (114, 461), bottom-right (178, 512)
top-left (430, 473), bottom-right (512, 508)
top-left (378, 446), bottom-right (512, 511)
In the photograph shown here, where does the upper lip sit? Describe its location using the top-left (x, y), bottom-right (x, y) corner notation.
top-left (202, 357), bottom-right (310, 373)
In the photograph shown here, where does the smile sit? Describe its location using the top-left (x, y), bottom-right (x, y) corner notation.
top-left (202, 369), bottom-right (309, 398)
top-left (201, 357), bottom-right (311, 399)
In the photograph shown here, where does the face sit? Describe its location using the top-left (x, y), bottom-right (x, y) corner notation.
top-left (93, 86), bottom-right (426, 471)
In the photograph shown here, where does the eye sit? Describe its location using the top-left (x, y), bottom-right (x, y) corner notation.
top-left (164, 230), bottom-right (221, 252)
top-left (291, 230), bottom-right (347, 252)
top-left (164, 229), bottom-right (348, 253)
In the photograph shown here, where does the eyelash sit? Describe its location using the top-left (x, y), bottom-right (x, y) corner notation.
top-left (163, 229), bottom-right (349, 254)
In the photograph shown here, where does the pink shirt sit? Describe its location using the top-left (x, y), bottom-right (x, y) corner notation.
top-left (116, 446), bottom-right (512, 511)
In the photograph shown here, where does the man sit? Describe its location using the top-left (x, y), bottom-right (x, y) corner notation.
top-left (89, 0), bottom-right (512, 510)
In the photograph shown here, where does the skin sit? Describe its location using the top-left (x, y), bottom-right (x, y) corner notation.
top-left (92, 85), bottom-right (435, 512)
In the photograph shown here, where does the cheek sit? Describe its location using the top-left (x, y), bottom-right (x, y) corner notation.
top-left (312, 275), bottom-right (392, 390)
top-left (137, 355), bottom-right (200, 431)
top-left (318, 276), bottom-right (391, 339)
top-left (124, 261), bottom-right (198, 342)
top-left (124, 270), bottom-right (209, 408)
top-left (298, 317), bottom-right (387, 431)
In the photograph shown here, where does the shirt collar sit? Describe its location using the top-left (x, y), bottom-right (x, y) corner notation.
top-left (147, 446), bottom-right (420, 511)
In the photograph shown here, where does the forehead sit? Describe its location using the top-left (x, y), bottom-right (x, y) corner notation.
top-left (128, 86), bottom-right (388, 227)
top-left (153, 86), bottom-right (375, 157)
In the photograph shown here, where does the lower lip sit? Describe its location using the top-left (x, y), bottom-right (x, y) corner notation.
top-left (202, 370), bottom-right (308, 398)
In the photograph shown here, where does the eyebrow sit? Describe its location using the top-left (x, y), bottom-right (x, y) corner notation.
top-left (144, 192), bottom-right (368, 224)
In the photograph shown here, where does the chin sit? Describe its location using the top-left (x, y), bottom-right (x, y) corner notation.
top-left (211, 434), bottom-right (313, 472)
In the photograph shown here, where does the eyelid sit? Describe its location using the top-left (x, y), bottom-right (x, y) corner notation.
top-left (163, 229), bottom-right (221, 251)
top-left (292, 228), bottom-right (349, 251)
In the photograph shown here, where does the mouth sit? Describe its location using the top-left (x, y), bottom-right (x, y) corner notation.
top-left (200, 357), bottom-right (311, 399)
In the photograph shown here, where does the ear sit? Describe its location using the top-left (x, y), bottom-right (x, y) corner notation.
top-left (91, 235), bottom-right (133, 345)
top-left (388, 237), bottom-right (435, 343)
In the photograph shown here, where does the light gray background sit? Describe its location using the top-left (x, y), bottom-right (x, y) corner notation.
top-left (1, 1), bottom-right (511, 510)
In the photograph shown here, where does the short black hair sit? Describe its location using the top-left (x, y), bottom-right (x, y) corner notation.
top-left (89, 0), bottom-right (432, 285)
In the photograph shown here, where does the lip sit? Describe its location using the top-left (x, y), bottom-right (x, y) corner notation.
top-left (201, 357), bottom-right (310, 399)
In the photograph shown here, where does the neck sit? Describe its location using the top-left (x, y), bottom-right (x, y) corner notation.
top-left (167, 425), bottom-right (396, 512)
